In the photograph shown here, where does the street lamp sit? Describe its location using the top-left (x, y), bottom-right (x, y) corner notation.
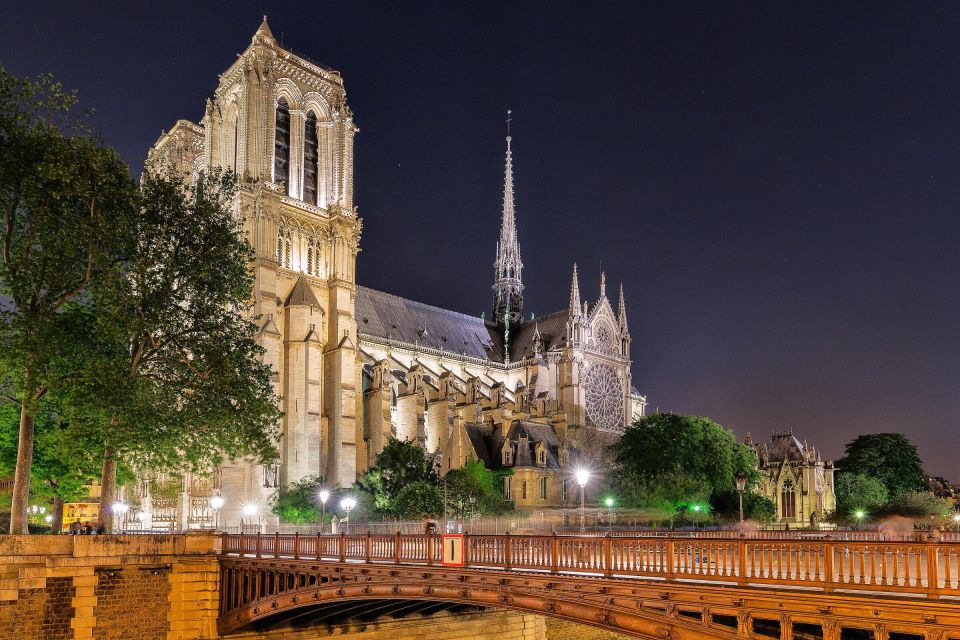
top-left (854, 510), bottom-right (865, 530)
top-left (210, 494), bottom-right (224, 530)
top-left (604, 497), bottom-right (615, 530)
top-left (242, 503), bottom-right (259, 533)
top-left (952, 512), bottom-right (960, 531)
top-left (112, 501), bottom-right (129, 533)
top-left (340, 497), bottom-right (356, 534)
top-left (735, 474), bottom-right (746, 524)
top-left (318, 490), bottom-right (330, 532)
top-left (576, 469), bottom-right (590, 532)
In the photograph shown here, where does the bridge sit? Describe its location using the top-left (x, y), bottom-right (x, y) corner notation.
top-left (218, 532), bottom-right (960, 639)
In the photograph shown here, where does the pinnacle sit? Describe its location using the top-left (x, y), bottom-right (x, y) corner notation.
top-left (255, 15), bottom-right (274, 41)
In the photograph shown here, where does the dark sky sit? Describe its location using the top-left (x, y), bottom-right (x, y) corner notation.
top-left (3, 2), bottom-right (959, 477)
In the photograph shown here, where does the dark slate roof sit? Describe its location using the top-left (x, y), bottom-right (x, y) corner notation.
top-left (766, 432), bottom-right (805, 463)
top-left (465, 420), bottom-right (564, 471)
top-left (356, 286), bottom-right (505, 361)
top-left (508, 309), bottom-right (568, 360)
top-left (285, 276), bottom-right (321, 307)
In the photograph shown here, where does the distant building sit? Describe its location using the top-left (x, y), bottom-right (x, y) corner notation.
top-left (746, 432), bottom-right (836, 527)
top-left (62, 483), bottom-right (101, 531)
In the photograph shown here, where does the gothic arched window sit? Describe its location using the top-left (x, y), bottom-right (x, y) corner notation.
top-left (274, 98), bottom-right (291, 193)
top-left (781, 480), bottom-right (796, 519)
top-left (276, 229), bottom-right (291, 269)
top-left (303, 111), bottom-right (319, 205)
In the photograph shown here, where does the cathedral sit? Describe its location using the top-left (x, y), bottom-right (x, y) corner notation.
top-left (140, 19), bottom-right (646, 530)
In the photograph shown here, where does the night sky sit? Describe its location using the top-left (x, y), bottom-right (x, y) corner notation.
top-left (3, 2), bottom-right (959, 477)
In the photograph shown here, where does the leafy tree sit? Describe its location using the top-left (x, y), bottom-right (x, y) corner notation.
top-left (59, 167), bottom-right (280, 530)
top-left (444, 459), bottom-right (512, 518)
top-left (883, 491), bottom-right (948, 519)
top-left (711, 489), bottom-right (777, 524)
top-left (0, 66), bottom-right (138, 532)
top-left (270, 475), bottom-right (337, 525)
top-left (612, 413), bottom-right (761, 523)
top-left (836, 433), bottom-right (925, 498)
top-left (355, 438), bottom-right (438, 516)
top-left (394, 481), bottom-right (443, 518)
top-left (833, 472), bottom-right (889, 521)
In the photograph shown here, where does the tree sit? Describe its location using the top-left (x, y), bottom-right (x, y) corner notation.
top-left (355, 438), bottom-right (439, 516)
top-left (271, 475), bottom-right (332, 525)
top-left (833, 472), bottom-right (889, 521)
top-left (0, 67), bottom-right (138, 531)
top-left (59, 167), bottom-right (280, 531)
top-left (612, 413), bottom-right (761, 523)
top-left (836, 433), bottom-right (925, 499)
top-left (394, 481), bottom-right (443, 519)
top-left (884, 491), bottom-right (948, 520)
top-left (444, 459), bottom-right (512, 518)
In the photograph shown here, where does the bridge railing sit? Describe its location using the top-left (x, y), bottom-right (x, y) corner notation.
top-left (221, 532), bottom-right (960, 599)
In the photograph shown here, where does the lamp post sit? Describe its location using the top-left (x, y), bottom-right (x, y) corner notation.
top-left (735, 474), bottom-right (746, 525)
top-left (692, 503), bottom-right (701, 531)
top-left (210, 494), bottom-right (224, 530)
top-left (319, 490), bottom-right (330, 532)
top-left (340, 497), bottom-right (356, 534)
top-left (952, 512), bottom-right (960, 531)
top-left (112, 501), bottom-right (129, 533)
top-left (576, 469), bottom-right (589, 533)
top-left (242, 504), bottom-right (259, 533)
top-left (604, 497), bottom-right (615, 530)
top-left (854, 510), bottom-right (865, 531)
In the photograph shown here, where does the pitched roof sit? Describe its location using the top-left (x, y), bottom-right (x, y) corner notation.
top-left (356, 286), bottom-right (504, 361)
top-left (285, 276), bottom-right (321, 307)
top-left (766, 432), bottom-right (805, 463)
top-left (508, 310), bottom-right (568, 360)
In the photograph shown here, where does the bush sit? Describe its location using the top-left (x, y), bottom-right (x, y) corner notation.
top-left (271, 475), bottom-right (328, 524)
top-left (393, 481), bottom-right (443, 518)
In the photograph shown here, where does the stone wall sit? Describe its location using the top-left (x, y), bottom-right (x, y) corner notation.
top-left (0, 533), bottom-right (219, 640)
top-left (223, 609), bottom-right (545, 640)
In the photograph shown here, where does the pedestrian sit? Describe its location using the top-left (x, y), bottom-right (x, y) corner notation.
top-left (331, 515), bottom-right (340, 535)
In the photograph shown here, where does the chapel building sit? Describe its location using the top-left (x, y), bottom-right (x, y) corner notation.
top-left (140, 18), bottom-right (646, 530)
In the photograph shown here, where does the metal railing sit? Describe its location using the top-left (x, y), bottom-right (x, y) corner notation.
top-left (220, 532), bottom-right (960, 599)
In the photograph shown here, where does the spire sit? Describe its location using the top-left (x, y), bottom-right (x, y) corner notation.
top-left (493, 110), bottom-right (524, 328)
top-left (569, 263), bottom-right (581, 318)
top-left (253, 15), bottom-right (275, 44)
top-left (600, 271), bottom-right (606, 298)
top-left (617, 283), bottom-right (628, 331)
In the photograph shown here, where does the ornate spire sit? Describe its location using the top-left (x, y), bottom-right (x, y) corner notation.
top-left (600, 271), bottom-right (606, 298)
top-left (569, 263), bottom-right (581, 318)
top-left (618, 283), bottom-right (628, 331)
top-left (493, 111), bottom-right (524, 328)
top-left (253, 15), bottom-right (275, 44)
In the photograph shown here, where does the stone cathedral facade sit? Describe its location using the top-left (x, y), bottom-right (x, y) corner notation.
top-left (141, 19), bottom-right (646, 530)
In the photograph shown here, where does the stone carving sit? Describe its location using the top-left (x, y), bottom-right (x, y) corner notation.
top-left (584, 363), bottom-right (623, 431)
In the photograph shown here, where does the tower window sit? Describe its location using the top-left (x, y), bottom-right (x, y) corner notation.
top-left (276, 229), bottom-right (291, 269)
top-left (781, 480), bottom-right (796, 519)
top-left (538, 477), bottom-right (547, 500)
top-left (274, 98), bottom-right (290, 192)
top-left (521, 481), bottom-right (527, 500)
top-left (502, 476), bottom-right (512, 499)
top-left (303, 111), bottom-right (319, 205)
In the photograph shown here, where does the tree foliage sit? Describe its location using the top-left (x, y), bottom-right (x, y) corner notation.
top-left (355, 438), bottom-right (439, 517)
top-left (444, 459), bottom-right (512, 518)
top-left (611, 413), bottom-right (762, 523)
top-left (270, 475), bottom-right (335, 525)
top-left (0, 66), bottom-right (138, 532)
top-left (884, 491), bottom-right (948, 519)
top-left (394, 481), bottom-right (444, 519)
top-left (833, 472), bottom-right (889, 520)
top-left (836, 433), bottom-right (925, 498)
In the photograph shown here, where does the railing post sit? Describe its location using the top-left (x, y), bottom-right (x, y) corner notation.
top-left (505, 532), bottom-right (512, 571)
top-left (316, 531), bottom-right (322, 560)
top-left (366, 531), bottom-right (372, 563)
top-left (395, 531), bottom-right (402, 564)
top-left (823, 540), bottom-right (835, 592)
top-left (604, 533), bottom-right (613, 578)
top-left (274, 531), bottom-right (280, 558)
top-left (294, 532), bottom-right (300, 559)
top-left (927, 539), bottom-right (941, 598)
top-left (339, 532), bottom-right (346, 562)
top-left (427, 533), bottom-right (434, 566)
top-left (737, 536), bottom-right (748, 586)
top-left (256, 533), bottom-right (262, 558)
top-left (551, 532), bottom-right (559, 575)
top-left (665, 538), bottom-right (675, 581)
top-left (463, 532), bottom-right (471, 568)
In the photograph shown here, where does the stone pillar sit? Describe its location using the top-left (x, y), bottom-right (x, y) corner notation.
top-left (364, 360), bottom-right (394, 467)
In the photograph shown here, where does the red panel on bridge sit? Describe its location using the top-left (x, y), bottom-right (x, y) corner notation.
top-left (441, 534), bottom-right (464, 566)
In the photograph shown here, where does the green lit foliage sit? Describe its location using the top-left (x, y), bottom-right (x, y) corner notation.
top-left (836, 433), bottom-right (926, 498)
top-left (355, 438), bottom-right (439, 517)
top-left (832, 472), bottom-right (889, 522)
top-left (270, 475), bottom-right (335, 525)
top-left (884, 491), bottom-right (949, 519)
top-left (394, 481), bottom-right (443, 519)
top-left (444, 459), bottom-right (512, 518)
top-left (611, 413), bottom-right (762, 524)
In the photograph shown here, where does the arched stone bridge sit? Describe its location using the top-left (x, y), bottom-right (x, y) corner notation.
top-left (218, 532), bottom-right (960, 639)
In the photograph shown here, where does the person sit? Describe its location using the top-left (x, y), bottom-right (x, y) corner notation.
top-left (331, 515), bottom-right (340, 535)
top-left (82, 521), bottom-right (92, 535)
top-left (69, 521), bottom-right (81, 535)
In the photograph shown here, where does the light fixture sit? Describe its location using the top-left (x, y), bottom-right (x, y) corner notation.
top-left (242, 504), bottom-right (258, 517)
top-left (318, 490), bottom-right (330, 504)
top-left (210, 495), bottom-right (225, 510)
top-left (112, 501), bottom-right (129, 515)
top-left (575, 469), bottom-right (590, 488)
top-left (340, 497), bottom-right (357, 513)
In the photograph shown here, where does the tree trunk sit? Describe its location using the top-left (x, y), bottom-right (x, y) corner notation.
top-left (9, 405), bottom-right (35, 534)
top-left (99, 445), bottom-right (117, 533)
top-left (51, 496), bottom-right (64, 533)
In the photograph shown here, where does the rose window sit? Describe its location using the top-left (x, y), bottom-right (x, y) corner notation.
top-left (584, 364), bottom-right (623, 432)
